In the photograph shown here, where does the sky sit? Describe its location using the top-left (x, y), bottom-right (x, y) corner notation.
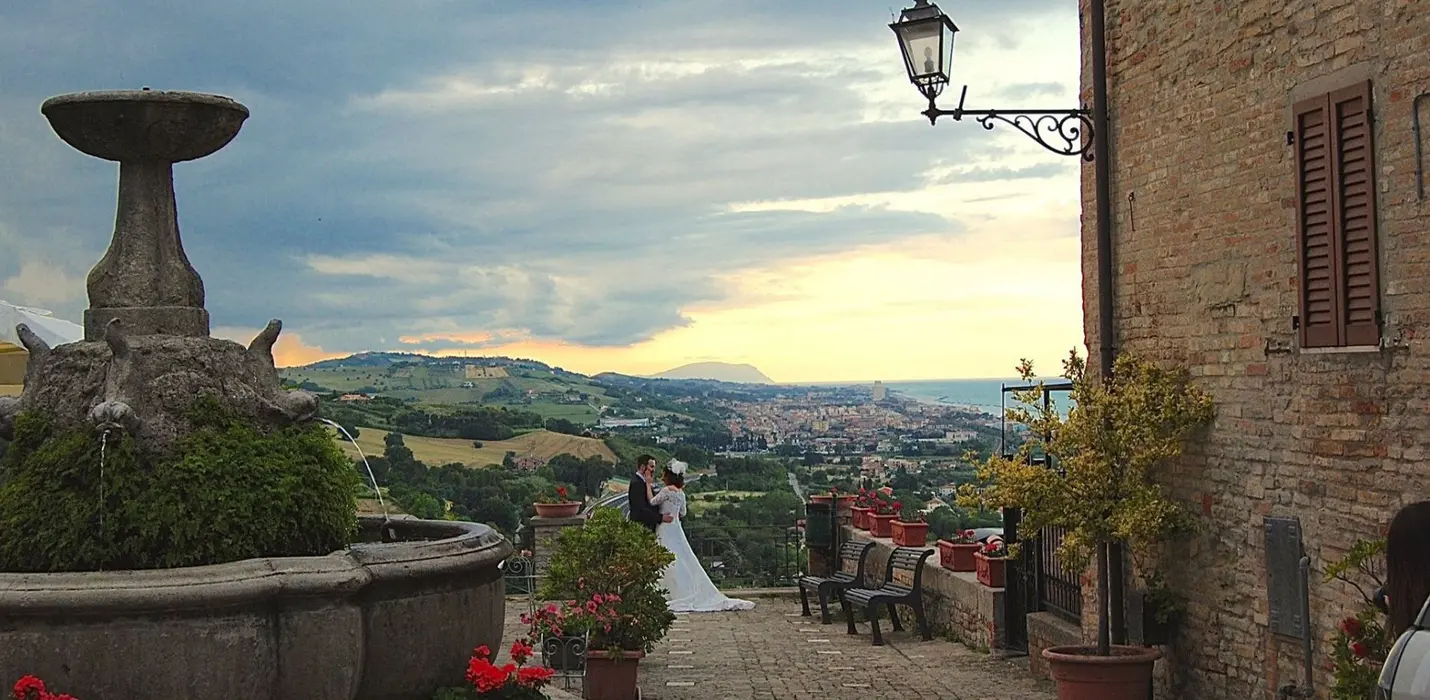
top-left (0, 0), bottom-right (1087, 383)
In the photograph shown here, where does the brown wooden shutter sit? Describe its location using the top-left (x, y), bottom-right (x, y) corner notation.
top-left (1295, 95), bottom-right (1340, 348)
top-left (1294, 80), bottom-right (1382, 349)
top-left (1330, 80), bottom-right (1381, 347)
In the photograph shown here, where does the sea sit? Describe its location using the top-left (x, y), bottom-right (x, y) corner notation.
top-left (870, 378), bottom-right (1073, 415)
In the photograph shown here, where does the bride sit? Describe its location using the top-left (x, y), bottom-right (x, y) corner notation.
top-left (648, 460), bottom-right (755, 612)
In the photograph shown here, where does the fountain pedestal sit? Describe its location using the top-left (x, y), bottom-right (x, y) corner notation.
top-left (41, 90), bottom-right (248, 341)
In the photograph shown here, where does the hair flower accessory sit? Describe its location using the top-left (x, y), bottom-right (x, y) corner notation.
top-left (667, 459), bottom-right (688, 475)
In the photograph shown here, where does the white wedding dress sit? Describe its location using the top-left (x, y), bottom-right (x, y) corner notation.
top-left (651, 487), bottom-right (755, 613)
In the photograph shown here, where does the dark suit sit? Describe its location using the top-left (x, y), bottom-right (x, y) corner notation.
top-left (628, 473), bottom-right (661, 532)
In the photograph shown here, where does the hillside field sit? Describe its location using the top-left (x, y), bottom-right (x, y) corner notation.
top-left (335, 427), bottom-right (618, 468)
top-left (283, 363), bottom-right (613, 423)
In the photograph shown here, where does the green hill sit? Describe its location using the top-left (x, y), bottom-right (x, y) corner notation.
top-left (282, 353), bottom-right (642, 425)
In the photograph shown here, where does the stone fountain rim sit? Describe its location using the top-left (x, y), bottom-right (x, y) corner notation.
top-left (41, 89), bottom-right (250, 117)
top-left (0, 517), bottom-right (511, 615)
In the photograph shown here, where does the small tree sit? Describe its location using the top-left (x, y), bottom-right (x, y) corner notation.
top-left (958, 349), bottom-right (1213, 656)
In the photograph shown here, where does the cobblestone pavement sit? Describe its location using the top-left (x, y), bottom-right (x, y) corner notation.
top-left (503, 595), bottom-right (1057, 700)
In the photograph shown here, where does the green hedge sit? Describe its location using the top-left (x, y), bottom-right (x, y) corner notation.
top-left (0, 396), bottom-right (359, 572)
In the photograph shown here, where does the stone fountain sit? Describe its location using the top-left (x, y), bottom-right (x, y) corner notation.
top-left (0, 90), bottom-right (313, 448)
top-left (0, 90), bottom-right (511, 700)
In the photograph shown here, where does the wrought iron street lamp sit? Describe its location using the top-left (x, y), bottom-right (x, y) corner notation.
top-left (891, 0), bottom-right (1128, 651)
top-left (890, 0), bottom-right (1094, 160)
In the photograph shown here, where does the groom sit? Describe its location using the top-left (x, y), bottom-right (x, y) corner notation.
top-left (628, 454), bottom-right (672, 533)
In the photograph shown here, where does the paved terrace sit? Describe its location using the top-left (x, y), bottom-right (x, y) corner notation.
top-left (502, 593), bottom-right (1057, 700)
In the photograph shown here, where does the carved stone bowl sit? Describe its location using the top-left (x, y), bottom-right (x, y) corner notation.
top-left (41, 90), bottom-right (249, 163)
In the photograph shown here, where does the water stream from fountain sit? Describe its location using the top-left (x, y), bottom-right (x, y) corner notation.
top-left (99, 429), bottom-right (108, 570)
top-left (319, 418), bottom-right (388, 520)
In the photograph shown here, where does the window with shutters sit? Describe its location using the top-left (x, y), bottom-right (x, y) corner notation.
top-left (1294, 80), bottom-right (1382, 349)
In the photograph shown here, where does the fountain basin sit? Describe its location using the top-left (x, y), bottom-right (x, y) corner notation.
top-left (0, 517), bottom-right (511, 700)
top-left (41, 90), bottom-right (249, 163)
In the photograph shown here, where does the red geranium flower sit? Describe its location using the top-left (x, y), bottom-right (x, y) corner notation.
top-left (12, 676), bottom-right (79, 700)
top-left (1351, 641), bottom-right (1369, 658)
top-left (1341, 617), bottom-right (1363, 637)
top-left (517, 665), bottom-right (556, 687)
top-left (12, 677), bottom-right (46, 700)
top-left (510, 639), bottom-right (534, 665)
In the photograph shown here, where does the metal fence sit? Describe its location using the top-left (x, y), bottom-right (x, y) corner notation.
top-left (501, 551), bottom-right (585, 690)
top-left (683, 523), bottom-right (805, 588)
top-left (1033, 525), bottom-right (1082, 623)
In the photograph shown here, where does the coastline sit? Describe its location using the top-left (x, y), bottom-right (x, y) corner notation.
top-left (891, 391), bottom-right (1004, 416)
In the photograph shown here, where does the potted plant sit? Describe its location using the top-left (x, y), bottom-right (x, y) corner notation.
top-left (937, 529), bottom-right (981, 572)
top-left (890, 501), bottom-right (929, 547)
top-left (831, 487), bottom-right (857, 517)
top-left (432, 640), bottom-right (556, 700)
top-left (541, 509), bottom-right (676, 700)
top-left (958, 351), bottom-right (1214, 700)
top-left (521, 599), bottom-right (598, 673)
top-left (851, 488), bottom-right (873, 530)
top-left (13, 676), bottom-right (79, 700)
top-left (866, 493), bottom-right (897, 538)
top-left (1324, 538), bottom-right (1390, 698)
top-left (974, 537), bottom-right (1008, 587)
top-left (534, 484), bottom-right (581, 518)
top-left (1139, 572), bottom-right (1184, 646)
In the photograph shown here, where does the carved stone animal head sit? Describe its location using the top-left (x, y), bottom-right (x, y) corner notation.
top-left (89, 399), bottom-right (139, 436)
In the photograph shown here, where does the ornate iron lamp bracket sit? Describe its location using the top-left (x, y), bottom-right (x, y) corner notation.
top-left (922, 86), bottom-right (1095, 161)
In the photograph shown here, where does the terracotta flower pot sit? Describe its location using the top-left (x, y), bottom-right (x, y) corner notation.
top-left (534, 502), bottom-right (582, 518)
top-left (890, 520), bottom-right (929, 547)
top-left (974, 551), bottom-right (1006, 588)
top-left (1042, 645), bottom-right (1162, 700)
top-left (834, 495), bottom-right (856, 517)
top-left (851, 506), bottom-right (872, 530)
top-left (584, 650), bottom-right (645, 700)
top-left (937, 540), bottom-right (981, 572)
top-left (810, 494), bottom-right (834, 505)
top-left (868, 513), bottom-right (896, 538)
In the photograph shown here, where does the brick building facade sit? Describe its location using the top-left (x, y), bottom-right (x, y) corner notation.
top-left (1077, 1), bottom-right (1428, 698)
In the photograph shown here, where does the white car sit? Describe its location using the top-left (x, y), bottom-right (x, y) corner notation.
top-left (1379, 596), bottom-right (1430, 699)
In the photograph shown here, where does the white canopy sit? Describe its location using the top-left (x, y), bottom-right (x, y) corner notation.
top-left (0, 301), bottom-right (84, 348)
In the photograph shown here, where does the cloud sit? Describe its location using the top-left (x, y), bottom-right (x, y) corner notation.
top-left (0, 0), bottom-right (1082, 373)
top-left (995, 82), bottom-right (1071, 102)
top-left (2, 260), bottom-right (83, 307)
top-left (212, 325), bottom-right (343, 368)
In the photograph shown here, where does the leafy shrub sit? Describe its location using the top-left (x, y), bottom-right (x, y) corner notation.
top-left (0, 396), bottom-right (359, 572)
top-left (1325, 539), bottom-right (1389, 699)
top-left (539, 508), bottom-right (675, 653)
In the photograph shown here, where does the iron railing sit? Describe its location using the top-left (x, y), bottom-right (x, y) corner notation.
top-left (501, 550), bottom-right (585, 690)
top-left (1033, 525), bottom-right (1083, 623)
top-left (683, 523), bottom-right (805, 588)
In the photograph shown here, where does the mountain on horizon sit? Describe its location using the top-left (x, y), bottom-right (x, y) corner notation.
top-left (651, 362), bottom-right (774, 384)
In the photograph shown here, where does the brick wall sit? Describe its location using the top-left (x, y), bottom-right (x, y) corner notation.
top-left (1079, 1), bottom-right (1430, 698)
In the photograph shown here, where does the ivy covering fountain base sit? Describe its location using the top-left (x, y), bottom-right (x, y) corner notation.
top-left (0, 89), bottom-right (511, 700)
